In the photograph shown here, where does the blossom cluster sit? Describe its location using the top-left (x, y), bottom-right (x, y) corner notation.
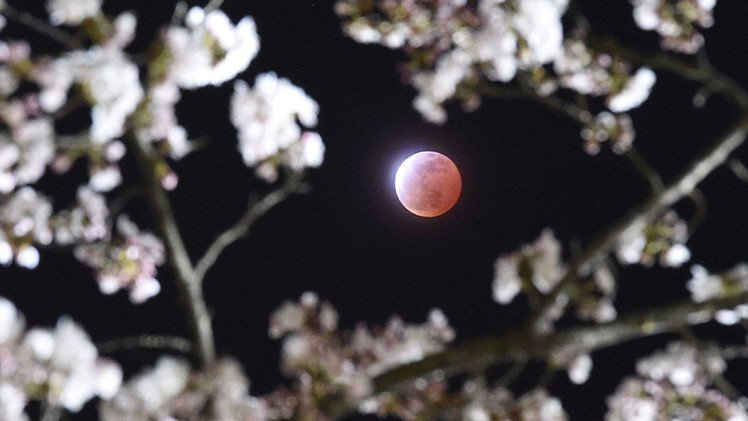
top-left (493, 229), bottom-right (620, 331)
top-left (100, 356), bottom-right (267, 420)
top-left (74, 216), bottom-right (165, 304)
top-left (266, 292), bottom-right (454, 418)
top-left (615, 210), bottom-right (691, 267)
top-left (0, 0), bottom-right (327, 301)
top-left (336, 0), bottom-right (657, 153)
top-left (606, 342), bottom-right (746, 420)
top-left (0, 296), bottom-right (122, 419)
top-left (230, 73), bottom-right (325, 182)
top-left (368, 381), bottom-right (568, 420)
top-left (632, 0), bottom-right (718, 54)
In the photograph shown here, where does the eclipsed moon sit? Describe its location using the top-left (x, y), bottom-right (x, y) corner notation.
top-left (395, 151), bottom-right (462, 217)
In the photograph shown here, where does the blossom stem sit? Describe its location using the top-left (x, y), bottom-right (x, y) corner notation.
top-left (194, 175), bottom-right (308, 284)
top-left (127, 136), bottom-right (216, 364)
top-left (371, 289), bottom-right (748, 393)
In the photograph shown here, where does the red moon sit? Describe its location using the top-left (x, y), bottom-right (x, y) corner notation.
top-left (395, 151), bottom-right (462, 217)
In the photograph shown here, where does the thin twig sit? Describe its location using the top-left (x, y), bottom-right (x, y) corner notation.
top-left (194, 176), bottom-right (309, 284)
top-left (1, 4), bottom-right (82, 50)
top-left (371, 289), bottom-right (748, 393)
top-left (624, 147), bottom-right (665, 195)
top-left (97, 335), bottom-right (192, 354)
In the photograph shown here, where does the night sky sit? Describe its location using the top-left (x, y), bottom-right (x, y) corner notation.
top-left (2, 0), bottom-right (748, 419)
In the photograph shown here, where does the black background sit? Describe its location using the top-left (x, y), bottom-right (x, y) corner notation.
top-left (2, 0), bottom-right (748, 418)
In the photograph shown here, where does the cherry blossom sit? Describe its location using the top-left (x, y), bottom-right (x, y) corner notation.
top-left (230, 72), bottom-right (325, 181)
top-left (492, 229), bottom-right (565, 304)
top-left (0, 118), bottom-right (55, 194)
top-left (0, 297), bottom-right (122, 418)
top-left (615, 210), bottom-right (691, 267)
top-left (100, 356), bottom-right (267, 420)
top-left (631, 0), bottom-right (717, 53)
top-left (162, 7), bottom-right (259, 90)
top-left (0, 187), bottom-right (52, 269)
top-left (52, 186), bottom-right (109, 245)
top-left (74, 215), bottom-right (165, 303)
top-left (46, 0), bottom-right (102, 26)
top-left (606, 342), bottom-right (745, 421)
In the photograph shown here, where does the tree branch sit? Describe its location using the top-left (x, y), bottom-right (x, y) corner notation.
top-left (372, 290), bottom-right (748, 393)
top-left (529, 116), bottom-right (748, 331)
top-left (127, 137), bottom-right (215, 364)
top-left (1, 4), bottom-right (82, 50)
top-left (97, 335), bottom-right (192, 354)
top-left (194, 176), bottom-right (308, 284)
top-left (587, 37), bottom-right (748, 111)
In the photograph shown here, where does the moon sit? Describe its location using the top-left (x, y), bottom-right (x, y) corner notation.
top-left (395, 151), bottom-right (462, 217)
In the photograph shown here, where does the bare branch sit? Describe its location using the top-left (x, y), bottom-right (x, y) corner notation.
top-left (127, 136), bottom-right (215, 364)
top-left (194, 176), bottom-right (308, 284)
top-left (372, 290), bottom-right (748, 394)
top-left (97, 335), bottom-right (192, 354)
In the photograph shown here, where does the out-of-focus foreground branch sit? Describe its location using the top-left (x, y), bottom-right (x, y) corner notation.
top-left (372, 289), bottom-right (748, 393)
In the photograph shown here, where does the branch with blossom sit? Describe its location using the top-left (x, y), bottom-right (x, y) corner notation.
top-left (0, 0), bottom-right (747, 419)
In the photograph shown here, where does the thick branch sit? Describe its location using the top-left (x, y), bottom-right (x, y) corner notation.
top-left (127, 137), bottom-right (215, 364)
top-left (372, 290), bottom-right (748, 393)
top-left (194, 176), bottom-right (308, 284)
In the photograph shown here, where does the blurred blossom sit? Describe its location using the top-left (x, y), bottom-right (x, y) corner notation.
top-left (101, 357), bottom-right (267, 420)
top-left (230, 73), bottom-right (325, 181)
top-left (265, 293), bottom-right (454, 417)
top-left (337, 0), bottom-right (656, 136)
top-left (631, 0), bottom-right (717, 53)
top-left (607, 67), bottom-right (656, 112)
top-left (0, 187), bottom-right (53, 269)
top-left (163, 7), bottom-right (259, 89)
top-left (606, 342), bottom-right (744, 420)
top-left (687, 263), bottom-right (748, 303)
top-left (581, 112), bottom-right (635, 155)
top-left (37, 48), bottom-right (143, 144)
top-left (74, 215), bottom-right (164, 303)
top-left (615, 210), bottom-right (691, 267)
top-left (52, 186), bottom-right (109, 245)
top-left (0, 118), bottom-right (55, 193)
top-left (46, 0), bottom-right (102, 26)
top-left (458, 386), bottom-right (568, 421)
top-left (492, 229), bottom-right (565, 304)
top-left (0, 297), bottom-right (122, 418)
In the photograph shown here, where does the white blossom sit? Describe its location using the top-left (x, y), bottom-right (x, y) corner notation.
top-left (0, 297), bottom-right (122, 417)
top-left (39, 48), bottom-right (143, 144)
top-left (164, 7), bottom-right (259, 89)
top-left (607, 67), bottom-right (656, 112)
top-left (0, 118), bottom-right (55, 193)
top-left (74, 215), bottom-right (165, 303)
top-left (46, 0), bottom-right (101, 26)
top-left (0, 187), bottom-right (53, 268)
top-left (230, 73), bottom-right (324, 180)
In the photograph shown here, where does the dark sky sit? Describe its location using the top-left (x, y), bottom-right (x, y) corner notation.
top-left (2, 0), bottom-right (748, 419)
